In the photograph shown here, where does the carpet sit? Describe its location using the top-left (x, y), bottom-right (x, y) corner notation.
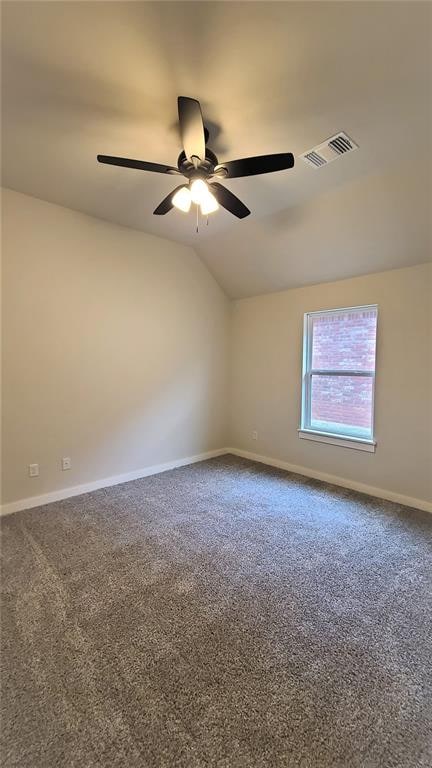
top-left (1, 454), bottom-right (431, 767)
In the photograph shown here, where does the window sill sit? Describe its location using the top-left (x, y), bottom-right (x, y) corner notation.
top-left (298, 429), bottom-right (376, 453)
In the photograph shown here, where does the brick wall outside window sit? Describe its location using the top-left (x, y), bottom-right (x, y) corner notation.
top-left (310, 310), bottom-right (377, 431)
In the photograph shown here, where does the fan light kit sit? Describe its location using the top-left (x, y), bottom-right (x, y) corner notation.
top-left (97, 97), bottom-right (295, 228)
top-left (175, 178), bottom-right (219, 214)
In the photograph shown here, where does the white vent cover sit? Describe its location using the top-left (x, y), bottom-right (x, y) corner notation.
top-left (301, 132), bottom-right (358, 168)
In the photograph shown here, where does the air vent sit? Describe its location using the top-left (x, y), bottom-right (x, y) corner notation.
top-left (304, 151), bottom-right (327, 167)
top-left (300, 132), bottom-right (358, 168)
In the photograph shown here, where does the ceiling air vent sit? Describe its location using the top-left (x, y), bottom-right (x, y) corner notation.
top-left (301, 132), bottom-right (358, 168)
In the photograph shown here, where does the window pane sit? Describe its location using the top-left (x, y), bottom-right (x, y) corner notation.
top-left (311, 308), bottom-right (377, 371)
top-left (310, 374), bottom-right (373, 439)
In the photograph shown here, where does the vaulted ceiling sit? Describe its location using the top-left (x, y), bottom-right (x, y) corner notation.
top-left (2, 1), bottom-right (431, 298)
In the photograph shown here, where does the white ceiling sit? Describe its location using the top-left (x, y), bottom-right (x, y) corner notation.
top-left (2, 1), bottom-right (431, 298)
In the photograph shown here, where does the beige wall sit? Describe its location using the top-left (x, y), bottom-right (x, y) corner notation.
top-left (230, 264), bottom-right (432, 505)
top-left (1, 189), bottom-right (229, 504)
top-left (2, 190), bottom-right (431, 509)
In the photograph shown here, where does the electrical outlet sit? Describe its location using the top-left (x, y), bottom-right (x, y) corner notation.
top-left (62, 457), bottom-right (72, 471)
top-left (252, 431), bottom-right (258, 440)
top-left (29, 463), bottom-right (39, 478)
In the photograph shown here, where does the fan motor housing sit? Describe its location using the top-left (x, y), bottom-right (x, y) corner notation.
top-left (177, 147), bottom-right (219, 179)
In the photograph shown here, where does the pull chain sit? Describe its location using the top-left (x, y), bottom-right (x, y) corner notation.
top-left (196, 204), bottom-right (199, 234)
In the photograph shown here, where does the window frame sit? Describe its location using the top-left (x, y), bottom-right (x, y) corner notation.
top-left (299, 304), bottom-right (378, 452)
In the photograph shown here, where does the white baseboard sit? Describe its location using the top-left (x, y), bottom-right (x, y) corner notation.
top-left (0, 448), bottom-right (229, 516)
top-left (227, 447), bottom-right (432, 514)
top-left (3, 446), bottom-right (430, 517)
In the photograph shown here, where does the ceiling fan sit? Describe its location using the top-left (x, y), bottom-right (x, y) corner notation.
top-left (97, 97), bottom-right (295, 221)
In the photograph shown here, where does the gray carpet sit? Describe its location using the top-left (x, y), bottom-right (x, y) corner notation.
top-left (1, 455), bottom-right (432, 767)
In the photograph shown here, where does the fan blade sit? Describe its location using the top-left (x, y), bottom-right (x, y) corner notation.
top-left (153, 185), bottom-right (187, 216)
top-left (215, 153), bottom-right (294, 179)
top-left (177, 97), bottom-right (205, 163)
top-left (210, 182), bottom-right (250, 219)
top-left (97, 155), bottom-right (179, 174)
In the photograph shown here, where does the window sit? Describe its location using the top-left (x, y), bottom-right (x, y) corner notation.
top-left (299, 305), bottom-right (378, 451)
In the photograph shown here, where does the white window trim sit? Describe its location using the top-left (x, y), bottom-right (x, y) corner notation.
top-left (299, 304), bottom-right (378, 452)
top-left (298, 429), bottom-right (376, 452)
